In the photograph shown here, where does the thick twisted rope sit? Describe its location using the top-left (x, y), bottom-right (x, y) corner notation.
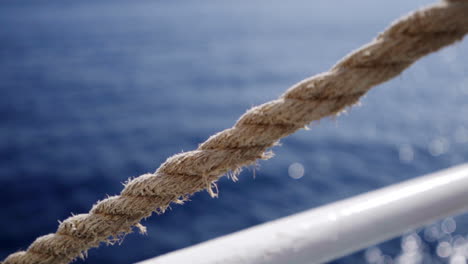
top-left (3, 1), bottom-right (468, 263)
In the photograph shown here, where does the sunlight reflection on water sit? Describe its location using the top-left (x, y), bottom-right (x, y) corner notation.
top-left (365, 218), bottom-right (468, 264)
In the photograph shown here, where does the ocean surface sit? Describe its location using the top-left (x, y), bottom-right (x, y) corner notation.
top-left (1, 0), bottom-right (467, 263)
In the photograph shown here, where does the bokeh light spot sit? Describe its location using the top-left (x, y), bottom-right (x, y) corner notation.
top-left (428, 138), bottom-right (449, 156)
top-left (437, 241), bottom-right (453, 258)
top-left (442, 218), bottom-right (457, 234)
top-left (450, 255), bottom-right (466, 264)
top-left (365, 247), bottom-right (382, 263)
top-left (288, 162), bottom-right (305, 179)
top-left (399, 145), bottom-right (414, 163)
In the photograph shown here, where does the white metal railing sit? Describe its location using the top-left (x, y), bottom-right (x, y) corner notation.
top-left (137, 164), bottom-right (468, 264)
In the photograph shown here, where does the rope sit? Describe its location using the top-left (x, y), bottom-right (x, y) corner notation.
top-left (3, 1), bottom-right (468, 263)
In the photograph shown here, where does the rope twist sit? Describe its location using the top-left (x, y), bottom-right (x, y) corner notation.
top-left (3, 1), bottom-right (468, 263)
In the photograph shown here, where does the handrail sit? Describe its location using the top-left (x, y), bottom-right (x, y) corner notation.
top-left (138, 164), bottom-right (468, 264)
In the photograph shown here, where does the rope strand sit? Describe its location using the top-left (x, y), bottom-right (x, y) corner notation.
top-left (3, 1), bottom-right (467, 263)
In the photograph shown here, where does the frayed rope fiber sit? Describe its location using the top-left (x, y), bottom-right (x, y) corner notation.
top-left (3, 1), bottom-right (468, 263)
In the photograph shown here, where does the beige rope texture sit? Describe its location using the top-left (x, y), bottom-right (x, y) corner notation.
top-left (3, 1), bottom-right (468, 263)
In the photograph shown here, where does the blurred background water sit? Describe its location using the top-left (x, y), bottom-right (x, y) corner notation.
top-left (1, 0), bottom-right (467, 263)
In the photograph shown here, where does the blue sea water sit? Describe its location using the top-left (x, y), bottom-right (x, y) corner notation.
top-left (1, 0), bottom-right (467, 263)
